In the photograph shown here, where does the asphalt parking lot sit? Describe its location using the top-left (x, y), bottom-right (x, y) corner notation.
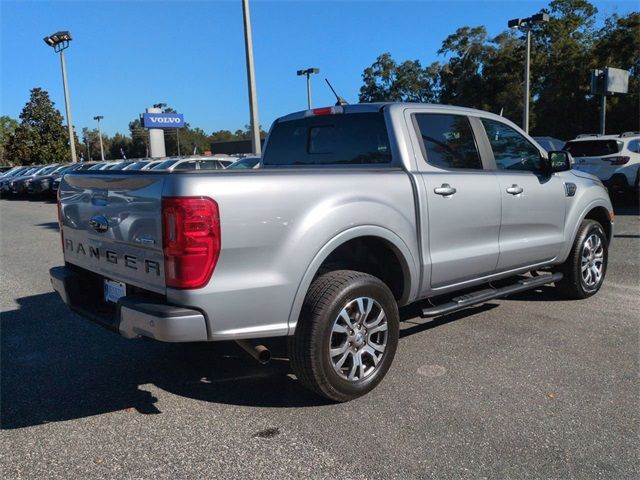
top-left (1, 197), bottom-right (638, 479)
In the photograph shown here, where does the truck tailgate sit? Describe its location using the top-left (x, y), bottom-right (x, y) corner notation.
top-left (59, 174), bottom-right (166, 294)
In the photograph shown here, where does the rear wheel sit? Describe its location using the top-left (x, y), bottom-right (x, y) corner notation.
top-left (556, 219), bottom-right (608, 299)
top-left (288, 270), bottom-right (399, 402)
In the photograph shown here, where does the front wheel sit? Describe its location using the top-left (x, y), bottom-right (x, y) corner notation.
top-left (556, 219), bottom-right (608, 299)
top-left (288, 270), bottom-right (399, 402)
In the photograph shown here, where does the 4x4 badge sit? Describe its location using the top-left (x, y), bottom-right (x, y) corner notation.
top-left (89, 215), bottom-right (109, 233)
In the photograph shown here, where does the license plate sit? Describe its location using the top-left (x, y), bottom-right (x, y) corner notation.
top-left (104, 279), bottom-right (126, 303)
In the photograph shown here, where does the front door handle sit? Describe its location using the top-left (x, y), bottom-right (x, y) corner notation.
top-left (434, 183), bottom-right (457, 196)
top-left (506, 184), bottom-right (524, 195)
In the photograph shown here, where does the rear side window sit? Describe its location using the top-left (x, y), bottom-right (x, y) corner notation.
top-left (627, 139), bottom-right (640, 153)
top-left (414, 113), bottom-right (482, 169)
top-left (198, 160), bottom-right (223, 170)
top-left (564, 140), bottom-right (623, 157)
top-left (481, 118), bottom-right (542, 171)
top-left (263, 113), bottom-right (392, 166)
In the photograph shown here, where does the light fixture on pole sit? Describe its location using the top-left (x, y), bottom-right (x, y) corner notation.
top-left (508, 13), bottom-right (549, 134)
top-left (93, 115), bottom-right (105, 161)
top-left (242, 0), bottom-right (261, 155)
top-left (43, 31), bottom-right (78, 163)
top-left (297, 68), bottom-right (320, 109)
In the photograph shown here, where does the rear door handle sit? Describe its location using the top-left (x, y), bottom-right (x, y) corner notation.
top-left (434, 183), bottom-right (457, 196)
top-left (506, 184), bottom-right (524, 195)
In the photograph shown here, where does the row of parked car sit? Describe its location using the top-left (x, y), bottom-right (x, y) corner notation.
top-left (2, 132), bottom-right (639, 200)
top-left (0, 154), bottom-right (261, 199)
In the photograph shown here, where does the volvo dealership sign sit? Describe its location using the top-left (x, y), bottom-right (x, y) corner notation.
top-left (143, 112), bottom-right (185, 128)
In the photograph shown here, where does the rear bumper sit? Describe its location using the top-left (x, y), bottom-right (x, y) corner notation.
top-left (50, 266), bottom-right (208, 342)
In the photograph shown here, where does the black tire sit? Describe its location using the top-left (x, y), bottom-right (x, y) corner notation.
top-left (288, 270), bottom-right (399, 402)
top-left (556, 219), bottom-right (608, 299)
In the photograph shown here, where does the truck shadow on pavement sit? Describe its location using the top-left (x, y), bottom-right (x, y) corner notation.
top-left (0, 293), bottom-right (329, 430)
top-left (0, 288), bottom-right (556, 430)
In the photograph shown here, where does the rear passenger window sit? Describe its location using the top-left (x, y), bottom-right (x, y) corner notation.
top-left (481, 118), bottom-right (542, 171)
top-left (414, 114), bottom-right (482, 169)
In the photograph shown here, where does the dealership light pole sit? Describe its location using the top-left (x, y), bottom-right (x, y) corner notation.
top-left (43, 31), bottom-right (77, 163)
top-left (93, 115), bottom-right (105, 161)
top-left (242, 0), bottom-right (261, 155)
top-left (508, 13), bottom-right (549, 134)
top-left (297, 68), bottom-right (320, 109)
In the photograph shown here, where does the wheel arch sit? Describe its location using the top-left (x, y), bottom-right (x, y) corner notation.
top-left (584, 206), bottom-right (613, 242)
top-left (286, 226), bottom-right (419, 335)
top-left (559, 200), bottom-right (614, 264)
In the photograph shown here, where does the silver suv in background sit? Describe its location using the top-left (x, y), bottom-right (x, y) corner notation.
top-left (565, 132), bottom-right (640, 195)
top-left (150, 156), bottom-right (233, 171)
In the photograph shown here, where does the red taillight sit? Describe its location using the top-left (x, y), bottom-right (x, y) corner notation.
top-left (162, 196), bottom-right (221, 289)
top-left (608, 156), bottom-right (630, 165)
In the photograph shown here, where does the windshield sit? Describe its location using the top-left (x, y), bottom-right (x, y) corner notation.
top-left (88, 162), bottom-right (107, 170)
top-left (564, 140), bottom-right (622, 157)
top-left (6, 168), bottom-right (28, 177)
top-left (51, 165), bottom-right (71, 174)
top-left (228, 158), bottom-right (260, 169)
top-left (151, 159), bottom-right (179, 170)
top-left (76, 163), bottom-right (97, 170)
top-left (32, 166), bottom-right (56, 176)
top-left (123, 161), bottom-right (150, 170)
top-left (103, 162), bottom-right (126, 170)
top-left (263, 112), bottom-right (392, 166)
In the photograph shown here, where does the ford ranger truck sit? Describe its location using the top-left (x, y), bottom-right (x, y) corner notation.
top-left (51, 103), bottom-right (614, 402)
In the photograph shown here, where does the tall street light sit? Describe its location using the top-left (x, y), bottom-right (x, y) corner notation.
top-left (242, 0), bottom-right (261, 155)
top-left (508, 13), bottom-right (549, 134)
top-left (297, 68), bottom-right (320, 109)
top-left (43, 31), bottom-right (77, 163)
top-left (93, 115), bottom-right (105, 161)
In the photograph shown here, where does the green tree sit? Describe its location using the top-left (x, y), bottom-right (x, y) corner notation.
top-left (593, 12), bottom-right (640, 133)
top-left (437, 26), bottom-right (492, 108)
top-left (5, 88), bottom-right (73, 165)
top-left (359, 53), bottom-right (439, 102)
top-left (530, 0), bottom-right (600, 138)
top-left (81, 127), bottom-right (110, 161)
top-left (358, 0), bottom-right (638, 139)
top-left (0, 116), bottom-right (19, 164)
top-left (108, 133), bottom-right (132, 159)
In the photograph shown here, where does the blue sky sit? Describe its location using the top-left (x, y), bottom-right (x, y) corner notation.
top-left (1, 0), bottom-right (635, 136)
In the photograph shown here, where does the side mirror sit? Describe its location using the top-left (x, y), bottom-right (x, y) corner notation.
top-left (546, 151), bottom-right (572, 173)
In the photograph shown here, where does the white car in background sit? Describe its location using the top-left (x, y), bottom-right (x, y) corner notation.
top-left (565, 132), bottom-right (640, 194)
top-left (150, 156), bottom-right (232, 171)
top-left (227, 156), bottom-right (261, 169)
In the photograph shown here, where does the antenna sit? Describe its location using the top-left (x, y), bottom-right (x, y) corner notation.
top-left (325, 78), bottom-right (348, 106)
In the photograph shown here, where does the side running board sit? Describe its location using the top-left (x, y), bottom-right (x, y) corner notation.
top-left (421, 273), bottom-right (563, 318)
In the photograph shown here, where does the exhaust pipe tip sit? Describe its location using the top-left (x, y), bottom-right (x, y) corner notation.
top-left (254, 344), bottom-right (271, 364)
top-left (235, 340), bottom-right (271, 365)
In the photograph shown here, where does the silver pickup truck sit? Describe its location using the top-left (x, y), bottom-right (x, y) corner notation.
top-left (51, 103), bottom-right (613, 401)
